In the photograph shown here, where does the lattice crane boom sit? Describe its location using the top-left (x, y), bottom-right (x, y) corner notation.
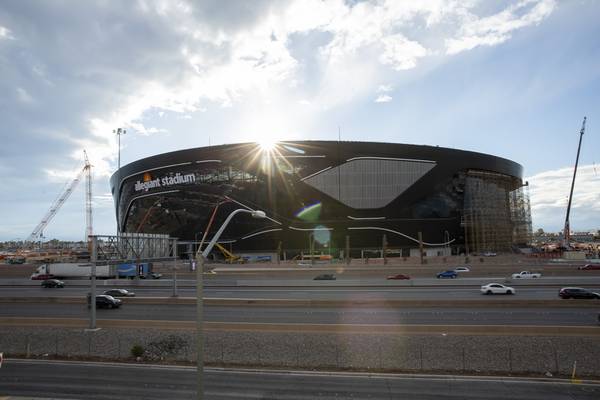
top-left (26, 152), bottom-right (93, 243)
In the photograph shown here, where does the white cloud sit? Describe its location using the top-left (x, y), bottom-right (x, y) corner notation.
top-left (375, 94), bottom-right (393, 103)
top-left (527, 164), bottom-right (600, 230)
top-left (16, 87), bottom-right (33, 104)
top-left (0, 25), bottom-right (14, 40)
top-left (379, 34), bottom-right (428, 70)
top-left (377, 84), bottom-right (393, 93)
top-left (446, 0), bottom-right (556, 55)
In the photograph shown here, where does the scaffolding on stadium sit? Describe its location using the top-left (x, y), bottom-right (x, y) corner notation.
top-left (462, 170), bottom-right (532, 253)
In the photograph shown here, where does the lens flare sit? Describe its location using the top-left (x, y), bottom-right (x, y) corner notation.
top-left (257, 138), bottom-right (277, 152)
top-left (295, 202), bottom-right (322, 222)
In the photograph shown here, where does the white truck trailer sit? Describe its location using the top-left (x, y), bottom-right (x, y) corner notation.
top-left (31, 263), bottom-right (112, 279)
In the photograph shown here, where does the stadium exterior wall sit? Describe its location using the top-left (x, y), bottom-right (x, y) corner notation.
top-left (110, 141), bottom-right (532, 258)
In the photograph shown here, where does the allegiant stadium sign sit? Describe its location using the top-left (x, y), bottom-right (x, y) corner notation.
top-left (134, 172), bottom-right (196, 192)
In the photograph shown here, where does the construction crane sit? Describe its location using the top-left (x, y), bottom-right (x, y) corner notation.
top-left (214, 243), bottom-right (245, 263)
top-left (26, 151), bottom-right (93, 244)
top-left (563, 117), bottom-right (586, 249)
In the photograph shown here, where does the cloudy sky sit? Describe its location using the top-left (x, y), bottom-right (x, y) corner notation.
top-left (0, 0), bottom-right (599, 241)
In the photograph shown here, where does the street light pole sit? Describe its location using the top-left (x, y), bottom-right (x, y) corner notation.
top-left (89, 236), bottom-right (97, 330)
top-left (194, 208), bottom-right (266, 399)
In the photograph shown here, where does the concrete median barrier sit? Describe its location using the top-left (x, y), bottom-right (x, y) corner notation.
top-left (1, 317), bottom-right (599, 337)
top-left (0, 296), bottom-right (599, 308)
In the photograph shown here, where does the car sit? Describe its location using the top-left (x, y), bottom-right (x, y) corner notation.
top-left (387, 274), bottom-right (410, 280)
top-left (481, 283), bottom-right (515, 295)
top-left (140, 272), bottom-right (162, 279)
top-left (483, 252), bottom-right (497, 257)
top-left (437, 270), bottom-right (458, 279)
top-left (313, 274), bottom-right (336, 280)
top-left (511, 271), bottom-right (541, 279)
top-left (578, 264), bottom-right (600, 270)
top-left (30, 273), bottom-right (55, 281)
top-left (41, 279), bottom-right (64, 288)
top-left (453, 266), bottom-right (471, 273)
top-left (88, 294), bottom-right (122, 309)
top-left (558, 287), bottom-right (600, 299)
top-left (103, 288), bottom-right (135, 297)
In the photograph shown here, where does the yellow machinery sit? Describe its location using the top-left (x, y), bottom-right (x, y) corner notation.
top-left (214, 243), bottom-right (245, 263)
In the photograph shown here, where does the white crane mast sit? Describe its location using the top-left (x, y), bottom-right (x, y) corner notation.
top-left (26, 151), bottom-right (93, 243)
top-left (563, 117), bottom-right (586, 249)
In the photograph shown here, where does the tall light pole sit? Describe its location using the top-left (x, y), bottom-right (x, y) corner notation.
top-left (194, 208), bottom-right (266, 399)
top-left (114, 128), bottom-right (126, 233)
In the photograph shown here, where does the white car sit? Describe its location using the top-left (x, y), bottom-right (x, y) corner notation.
top-left (481, 283), bottom-right (515, 295)
top-left (511, 271), bottom-right (541, 279)
top-left (454, 266), bottom-right (471, 273)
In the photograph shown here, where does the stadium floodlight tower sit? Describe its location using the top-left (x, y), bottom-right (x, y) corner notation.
top-left (114, 127), bottom-right (126, 232)
top-left (194, 208), bottom-right (266, 399)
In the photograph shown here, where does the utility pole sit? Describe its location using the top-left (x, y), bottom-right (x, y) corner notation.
top-left (345, 235), bottom-right (350, 266)
top-left (382, 234), bottom-right (388, 265)
top-left (418, 231), bottom-right (424, 265)
top-left (563, 117), bottom-right (586, 249)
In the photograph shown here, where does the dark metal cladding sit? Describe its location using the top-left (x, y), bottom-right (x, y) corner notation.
top-left (110, 141), bottom-right (529, 257)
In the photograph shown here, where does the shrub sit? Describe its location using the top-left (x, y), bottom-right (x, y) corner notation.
top-left (131, 344), bottom-right (144, 358)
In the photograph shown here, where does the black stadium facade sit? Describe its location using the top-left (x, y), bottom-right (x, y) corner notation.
top-left (110, 141), bottom-right (532, 257)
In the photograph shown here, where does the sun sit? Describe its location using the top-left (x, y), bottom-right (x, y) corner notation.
top-left (257, 137), bottom-right (277, 152)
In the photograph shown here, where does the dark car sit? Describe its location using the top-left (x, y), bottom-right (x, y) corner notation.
top-left (87, 294), bottom-right (122, 309)
top-left (558, 287), bottom-right (600, 299)
top-left (103, 289), bottom-right (135, 297)
top-left (314, 274), bottom-right (336, 280)
top-left (578, 264), bottom-right (600, 270)
top-left (387, 274), bottom-right (410, 280)
top-left (437, 270), bottom-right (458, 279)
top-left (41, 279), bottom-right (64, 288)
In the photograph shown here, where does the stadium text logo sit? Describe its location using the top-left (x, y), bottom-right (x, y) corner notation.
top-left (134, 172), bottom-right (196, 192)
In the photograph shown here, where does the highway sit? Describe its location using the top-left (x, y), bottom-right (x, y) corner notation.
top-left (1, 303), bottom-right (598, 326)
top-left (1, 359), bottom-right (599, 400)
top-left (1, 285), bottom-right (598, 300)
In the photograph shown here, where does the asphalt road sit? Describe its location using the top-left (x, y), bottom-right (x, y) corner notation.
top-left (1, 285), bottom-right (597, 300)
top-left (1, 360), bottom-right (599, 400)
top-left (1, 303), bottom-right (598, 326)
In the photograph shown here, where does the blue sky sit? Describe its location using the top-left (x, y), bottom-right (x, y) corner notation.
top-left (0, 0), bottom-right (599, 241)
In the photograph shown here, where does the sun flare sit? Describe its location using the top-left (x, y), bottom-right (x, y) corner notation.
top-left (257, 137), bottom-right (277, 152)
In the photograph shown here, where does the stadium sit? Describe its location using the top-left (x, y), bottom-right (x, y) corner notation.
top-left (110, 141), bottom-right (532, 259)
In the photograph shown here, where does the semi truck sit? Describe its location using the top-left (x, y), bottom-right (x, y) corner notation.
top-left (31, 263), bottom-right (112, 279)
top-left (31, 262), bottom-right (159, 280)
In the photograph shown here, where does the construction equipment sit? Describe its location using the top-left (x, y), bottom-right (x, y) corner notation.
top-left (563, 117), bottom-right (586, 249)
top-left (26, 151), bottom-right (93, 244)
top-left (214, 243), bottom-right (245, 263)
